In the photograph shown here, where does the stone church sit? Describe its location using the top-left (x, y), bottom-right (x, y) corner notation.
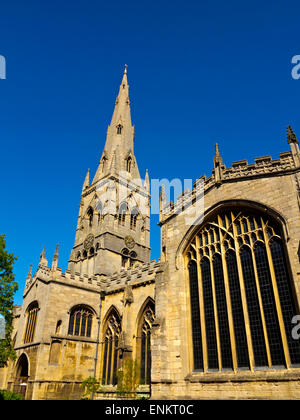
top-left (1, 68), bottom-right (300, 399)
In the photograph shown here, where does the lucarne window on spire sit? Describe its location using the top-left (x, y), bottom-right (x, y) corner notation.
top-left (117, 124), bottom-right (122, 135)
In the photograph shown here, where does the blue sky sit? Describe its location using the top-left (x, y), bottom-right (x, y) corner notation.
top-left (0, 0), bottom-right (300, 305)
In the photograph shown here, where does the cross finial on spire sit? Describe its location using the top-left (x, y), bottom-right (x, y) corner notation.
top-left (124, 64), bottom-right (128, 74)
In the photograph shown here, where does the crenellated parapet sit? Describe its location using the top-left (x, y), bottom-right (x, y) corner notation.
top-left (24, 265), bottom-right (103, 296)
top-left (160, 145), bottom-right (300, 225)
top-left (105, 259), bottom-right (164, 295)
top-left (221, 152), bottom-right (295, 181)
top-left (24, 256), bottom-right (164, 298)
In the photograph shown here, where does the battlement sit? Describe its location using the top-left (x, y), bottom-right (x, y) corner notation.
top-left (222, 151), bottom-right (295, 181)
top-left (105, 259), bottom-right (163, 294)
top-left (24, 259), bottom-right (163, 296)
top-left (24, 264), bottom-right (103, 295)
top-left (160, 150), bottom-right (298, 224)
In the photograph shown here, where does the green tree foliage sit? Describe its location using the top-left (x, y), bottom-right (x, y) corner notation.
top-left (80, 376), bottom-right (100, 400)
top-left (0, 389), bottom-right (24, 400)
top-left (0, 234), bottom-right (18, 366)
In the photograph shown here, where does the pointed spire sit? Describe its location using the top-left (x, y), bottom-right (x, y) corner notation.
top-left (26, 264), bottom-right (33, 282)
top-left (92, 66), bottom-right (140, 184)
top-left (109, 65), bottom-right (131, 132)
top-left (51, 244), bottom-right (59, 271)
top-left (287, 125), bottom-right (299, 144)
top-left (287, 126), bottom-right (300, 167)
top-left (214, 143), bottom-right (225, 185)
top-left (39, 245), bottom-right (48, 267)
top-left (144, 169), bottom-right (150, 192)
top-left (214, 143), bottom-right (223, 164)
top-left (82, 168), bottom-right (90, 192)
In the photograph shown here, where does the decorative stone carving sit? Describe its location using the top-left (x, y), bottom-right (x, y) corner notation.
top-left (124, 235), bottom-right (135, 249)
top-left (83, 233), bottom-right (94, 250)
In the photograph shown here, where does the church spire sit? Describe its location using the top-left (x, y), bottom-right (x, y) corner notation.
top-left (68, 67), bottom-right (151, 278)
top-left (93, 66), bottom-right (140, 183)
top-left (105, 65), bottom-right (133, 152)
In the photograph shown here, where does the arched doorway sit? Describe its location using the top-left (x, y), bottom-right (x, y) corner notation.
top-left (14, 353), bottom-right (29, 398)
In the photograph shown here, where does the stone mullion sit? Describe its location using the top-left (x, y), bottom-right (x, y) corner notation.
top-left (79, 311), bottom-right (83, 337)
top-left (249, 227), bottom-right (272, 368)
top-left (28, 312), bottom-right (34, 342)
top-left (195, 235), bottom-right (208, 372)
top-left (83, 312), bottom-right (88, 337)
top-left (31, 309), bottom-right (38, 342)
top-left (261, 219), bottom-right (291, 368)
top-left (232, 219), bottom-right (255, 371)
top-left (208, 239), bottom-right (222, 370)
top-left (110, 333), bottom-right (115, 384)
top-left (218, 216), bottom-right (238, 371)
top-left (184, 253), bottom-right (198, 373)
top-left (24, 313), bottom-right (30, 343)
top-left (100, 340), bottom-right (106, 384)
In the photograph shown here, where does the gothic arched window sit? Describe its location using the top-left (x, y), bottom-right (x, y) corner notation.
top-left (101, 309), bottom-right (121, 386)
top-left (137, 301), bottom-right (155, 385)
top-left (130, 207), bottom-right (139, 230)
top-left (118, 202), bottom-right (127, 226)
top-left (24, 301), bottom-right (39, 344)
top-left (117, 124), bottom-right (123, 135)
top-left (87, 207), bottom-right (93, 227)
top-left (126, 157), bottom-right (132, 173)
top-left (185, 208), bottom-right (300, 372)
top-left (68, 305), bottom-right (93, 338)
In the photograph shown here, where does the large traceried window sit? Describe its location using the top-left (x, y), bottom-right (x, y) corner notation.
top-left (186, 208), bottom-right (300, 372)
top-left (24, 301), bottom-right (39, 344)
top-left (137, 300), bottom-right (155, 385)
top-left (68, 305), bottom-right (93, 338)
top-left (101, 309), bottom-right (121, 386)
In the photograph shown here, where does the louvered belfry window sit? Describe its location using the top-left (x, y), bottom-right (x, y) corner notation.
top-left (186, 209), bottom-right (300, 372)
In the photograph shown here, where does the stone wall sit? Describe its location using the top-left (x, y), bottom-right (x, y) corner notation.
top-left (154, 152), bottom-right (300, 399)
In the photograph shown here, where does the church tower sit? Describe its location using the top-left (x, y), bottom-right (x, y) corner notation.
top-left (68, 67), bottom-right (151, 278)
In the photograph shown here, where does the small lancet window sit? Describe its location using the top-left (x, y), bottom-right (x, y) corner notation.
top-left (130, 208), bottom-right (139, 230)
top-left (117, 124), bottom-right (123, 135)
top-left (126, 157), bottom-right (132, 173)
top-left (118, 203), bottom-right (127, 226)
top-left (87, 207), bottom-right (93, 227)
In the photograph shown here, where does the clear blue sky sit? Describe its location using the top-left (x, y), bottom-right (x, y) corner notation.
top-left (0, 0), bottom-right (300, 305)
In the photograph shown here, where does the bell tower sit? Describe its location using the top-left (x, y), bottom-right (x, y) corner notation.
top-left (68, 67), bottom-right (151, 278)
